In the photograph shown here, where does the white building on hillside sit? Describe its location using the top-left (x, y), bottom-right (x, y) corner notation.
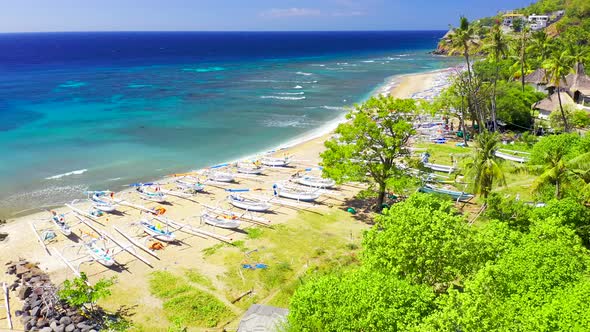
top-left (528, 14), bottom-right (549, 30)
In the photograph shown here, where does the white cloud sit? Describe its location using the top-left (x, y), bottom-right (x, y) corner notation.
top-left (260, 8), bottom-right (321, 18)
top-left (332, 11), bottom-right (365, 17)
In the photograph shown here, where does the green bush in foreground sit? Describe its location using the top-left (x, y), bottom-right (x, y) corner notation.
top-left (288, 268), bottom-right (435, 332)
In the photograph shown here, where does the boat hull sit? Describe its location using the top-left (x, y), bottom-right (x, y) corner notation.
top-left (419, 186), bottom-right (474, 202)
top-left (228, 195), bottom-right (271, 212)
top-left (296, 177), bottom-right (336, 188)
top-left (261, 158), bottom-right (290, 167)
top-left (201, 213), bottom-right (241, 229)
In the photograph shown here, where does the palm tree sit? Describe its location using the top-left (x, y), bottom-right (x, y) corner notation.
top-left (566, 44), bottom-right (590, 74)
top-left (466, 131), bottom-right (506, 199)
top-left (531, 147), bottom-right (590, 199)
top-left (543, 47), bottom-right (574, 132)
top-left (511, 25), bottom-right (530, 92)
top-left (527, 30), bottom-right (552, 68)
top-left (442, 17), bottom-right (484, 131)
top-left (485, 24), bottom-right (510, 132)
top-left (443, 17), bottom-right (479, 85)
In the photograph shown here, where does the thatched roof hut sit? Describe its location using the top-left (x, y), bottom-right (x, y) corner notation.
top-left (533, 91), bottom-right (575, 117)
top-left (524, 68), bottom-right (548, 85)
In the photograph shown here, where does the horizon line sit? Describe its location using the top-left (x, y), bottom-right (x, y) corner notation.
top-left (0, 29), bottom-right (449, 35)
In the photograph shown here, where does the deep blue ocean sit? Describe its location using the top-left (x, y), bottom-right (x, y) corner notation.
top-left (0, 31), bottom-right (459, 217)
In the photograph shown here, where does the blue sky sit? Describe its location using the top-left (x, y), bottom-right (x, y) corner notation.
top-left (1, 0), bottom-right (534, 32)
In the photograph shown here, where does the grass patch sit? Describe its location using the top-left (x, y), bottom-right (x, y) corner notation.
top-left (185, 269), bottom-right (216, 291)
top-left (162, 289), bottom-right (233, 328)
top-left (202, 243), bottom-right (224, 257)
top-left (246, 227), bottom-right (264, 239)
top-left (149, 271), bottom-right (192, 299)
top-left (149, 270), bottom-right (233, 329)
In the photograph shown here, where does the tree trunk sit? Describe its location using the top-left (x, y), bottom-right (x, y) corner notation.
top-left (520, 31), bottom-right (526, 93)
top-left (491, 57), bottom-right (499, 132)
top-left (556, 179), bottom-right (561, 199)
top-left (461, 96), bottom-right (469, 147)
top-left (376, 183), bottom-right (386, 212)
top-left (557, 90), bottom-right (569, 132)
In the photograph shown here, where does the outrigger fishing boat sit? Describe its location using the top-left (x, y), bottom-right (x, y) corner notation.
top-left (494, 150), bottom-right (528, 163)
top-left (424, 162), bottom-right (456, 174)
top-left (208, 171), bottom-right (235, 183)
top-left (89, 191), bottom-right (118, 212)
top-left (273, 183), bottom-right (320, 202)
top-left (295, 175), bottom-right (336, 189)
top-left (201, 210), bottom-right (241, 229)
top-left (84, 239), bottom-right (115, 267)
top-left (48, 210), bottom-right (72, 236)
top-left (175, 177), bottom-right (206, 192)
top-left (135, 185), bottom-right (166, 203)
top-left (139, 219), bottom-right (175, 242)
top-left (260, 156), bottom-right (291, 167)
top-left (236, 161), bottom-right (264, 175)
top-left (227, 194), bottom-right (271, 212)
top-left (419, 184), bottom-right (474, 202)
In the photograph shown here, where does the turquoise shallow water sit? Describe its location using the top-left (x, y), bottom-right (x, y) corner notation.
top-left (0, 31), bottom-right (460, 218)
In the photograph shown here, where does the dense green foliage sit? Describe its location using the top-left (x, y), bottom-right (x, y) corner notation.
top-left (494, 81), bottom-right (544, 128)
top-left (321, 96), bottom-right (417, 210)
top-left (288, 269), bottom-right (435, 332)
top-left (288, 191), bottom-right (590, 331)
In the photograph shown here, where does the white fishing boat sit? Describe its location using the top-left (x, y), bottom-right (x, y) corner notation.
top-left (175, 178), bottom-right (206, 192)
top-left (208, 171), bottom-right (235, 183)
top-left (136, 187), bottom-right (166, 203)
top-left (295, 176), bottom-right (336, 188)
top-left (201, 210), bottom-right (241, 229)
top-left (85, 240), bottom-right (115, 267)
top-left (48, 211), bottom-right (72, 236)
top-left (90, 192), bottom-right (118, 212)
top-left (424, 162), bottom-right (456, 173)
top-left (236, 162), bottom-right (264, 175)
top-left (273, 184), bottom-right (320, 201)
top-left (227, 194), bottom-right (271, 212)
top-left (494, 150), bottom-right (528, 163)
top-left (139, 219), bottom-right (175, 242)
top-left (260, 156), bottom-right (290, 167)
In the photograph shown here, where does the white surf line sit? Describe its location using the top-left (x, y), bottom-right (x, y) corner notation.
top-left (113, 226), bottom-right (159, 259)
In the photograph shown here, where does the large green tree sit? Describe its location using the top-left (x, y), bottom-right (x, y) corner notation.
top-left (362, 194), bottom-right (478, 289)
top-left (423, 220), bottom-right (590, 332)
top-left (321, 96), bottom-right (416, 210)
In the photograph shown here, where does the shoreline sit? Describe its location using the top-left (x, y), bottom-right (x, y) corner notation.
top-left (0, 66), bottom-right (455, 222)
top-left (0, 66), bottom-right (454, 331)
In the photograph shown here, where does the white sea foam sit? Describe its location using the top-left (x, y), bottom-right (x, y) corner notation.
top-left (261, 115), bottom-right (310, 128)
top-left (45, 169), bottom-right (88, 180)
top-left (296, 71), bottom-right (313, 76)
top-left (311, 64), bottom-right (326, 67)
top-left (277, 92), bottom-right (305, 95)
top-left (260, 96), bottom-right (306, 100)
top-left (321, 105), bottom-right (347, 111)
top-left (293, 85), bottom-right (304, 89)
top-left (361, 60), bottom-right (375, 63)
